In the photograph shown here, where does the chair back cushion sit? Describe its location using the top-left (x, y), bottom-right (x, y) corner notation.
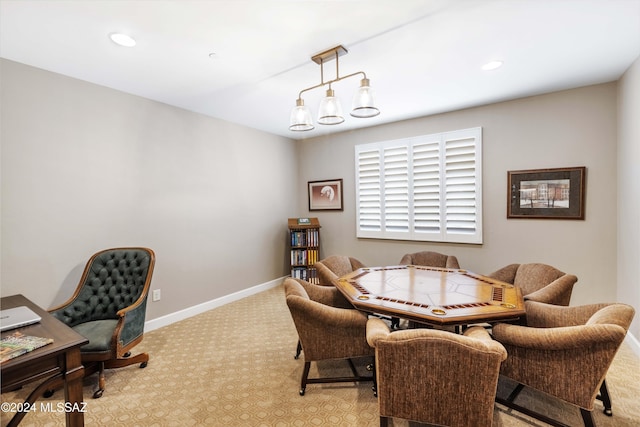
top-left (315, 255), bottom-right (365, 285)
top-left (375, 328), bottom-right (505, 427)
top-left (54, 248), bottom-right (153, 326)
top-left (513, 263), bottom-right (565, 296)
top-left (399, 251), bottom-right (460, 269)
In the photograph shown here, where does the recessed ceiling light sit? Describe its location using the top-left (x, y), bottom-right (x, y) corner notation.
top-left (481, 60), bottom-right (503, 71)
top-left (109, 33), bottom-right (136, 47)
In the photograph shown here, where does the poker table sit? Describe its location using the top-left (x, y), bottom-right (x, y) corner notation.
top-left (334, 265), bottom-right (525, 327)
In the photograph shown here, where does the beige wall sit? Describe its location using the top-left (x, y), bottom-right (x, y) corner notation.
top-left (618, 55), bottom-right (640, 339)
top-left (1, 57), bottom-right (636, 341)
top-left (0, 59), bottom-right (298, 319)
top-left (298, 83), bottom-right (618, 308)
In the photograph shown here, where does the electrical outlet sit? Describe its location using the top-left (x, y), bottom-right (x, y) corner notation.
top-left (152, 289), bottom-right (161, 302)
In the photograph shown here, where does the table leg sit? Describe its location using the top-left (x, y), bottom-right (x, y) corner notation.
top-left (63, 348), bottom-right (85, 427)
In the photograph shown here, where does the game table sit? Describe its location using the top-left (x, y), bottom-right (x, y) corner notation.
top-left (334, 265), bottom-right (525, 327)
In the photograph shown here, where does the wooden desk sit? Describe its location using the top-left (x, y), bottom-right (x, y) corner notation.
top-left (335, 265), bottom-right (525, 326)
top-left (1, 294), bottom-right (88, 427)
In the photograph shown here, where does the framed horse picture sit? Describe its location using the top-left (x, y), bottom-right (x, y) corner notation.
top-left (308, 179), bottom-right (343, 211)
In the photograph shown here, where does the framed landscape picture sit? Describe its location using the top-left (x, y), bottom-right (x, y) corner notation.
top-left (507, 167), bottom-right (586, 219)
top-left (308, 179), bottom-right (343, 211)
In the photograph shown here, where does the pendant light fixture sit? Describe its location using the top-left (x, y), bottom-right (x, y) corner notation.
top-left (289, 45), bottom-right (379, 131)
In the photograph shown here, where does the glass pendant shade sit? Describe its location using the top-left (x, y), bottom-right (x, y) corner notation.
top-left (317, 88), bottom-right (345, 125)
top-left (351, 78), bottom-right (380, 118)
top-left (289, 99), bottom-right (314, 131)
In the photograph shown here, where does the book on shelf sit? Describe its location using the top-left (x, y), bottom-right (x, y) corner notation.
top-left (1, 331), bottom-right (53, 363)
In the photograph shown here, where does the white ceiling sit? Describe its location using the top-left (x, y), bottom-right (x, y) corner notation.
top-left (1, 0), bottom-right (639, 140)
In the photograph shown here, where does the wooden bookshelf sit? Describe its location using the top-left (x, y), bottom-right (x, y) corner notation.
top-left (288, 218), bottom-right (321, 284)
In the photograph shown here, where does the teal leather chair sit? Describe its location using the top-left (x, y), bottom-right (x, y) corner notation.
top-left (49, 247), bottom-right (155, 398)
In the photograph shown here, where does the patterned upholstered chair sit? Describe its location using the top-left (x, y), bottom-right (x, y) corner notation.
top-left (493, 300), bottom-right (635, 426)
top-left (49, 247), bottom-right (155, 398)
top-left (398, 250), bottom-right (460, 269)
top-left (366, 317), bottom-right (507, 427)
top-left (314, 255), bottom-right (366, 286)
top-left (486, 263), bottom-right (577, 306)
top-left (284, 277), bottom-right (374, 396)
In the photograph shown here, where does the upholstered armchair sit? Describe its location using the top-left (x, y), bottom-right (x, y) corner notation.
top-left (314, 255), bottom-right (366, 286)
top-left (367, 318), bottom-right (507, 427)
top-left (398, 250), bottom-right (460, 269)
top-left (49, 247), bottom-right (155, 398)
top-left (287, 277), bottom-right (353, 359)
top-left (492, 300), bottom-right (635, 426)
top-left (284, 277), bottom-right (374, 396)
top-left (486, 263), bottom-right (577, 306)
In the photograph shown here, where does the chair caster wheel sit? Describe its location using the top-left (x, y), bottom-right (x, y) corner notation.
top-left (603, 408), bottom-right (613, 416)
top-left (294, 355), bottom-right (299, 360)
top-left (43, 389), bottom-right (54, 398)
top-left (299, 389), bottom-right (305, 396)
top-left (140, 361), bottom-right (148, 368)
top-left (93, 389), bottom-right (104, 399)
top-left (123, 351), bottom-right (131, 358)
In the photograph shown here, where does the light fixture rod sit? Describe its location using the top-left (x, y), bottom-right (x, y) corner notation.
top-left (297, 70), bottom-right (367, 100)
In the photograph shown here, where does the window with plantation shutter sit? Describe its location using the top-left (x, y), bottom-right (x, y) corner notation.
top-left (355, 127), bottom-right (482, 244)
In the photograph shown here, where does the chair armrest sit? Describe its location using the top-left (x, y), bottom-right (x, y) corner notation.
top-left (293, 278), bottom-right (352, 308)
top-left (315, 262), bottom-right (339, 286)
top-left (525, 301), bottom-right (609, 327)
top-left (446, 255), bottom-right (460, 269)
top-left (287, 295), bottom-right (368, 329)
top-left (463, 326), bottom-right (508, 360)
top-left (524, 274), bottom-right (577, 306)
top-left (366, 318), bottom-right (391, 347)
top-left (492, 322), bottom-right (626, 350)
top-left (117, 298), bottom-right (148, 348)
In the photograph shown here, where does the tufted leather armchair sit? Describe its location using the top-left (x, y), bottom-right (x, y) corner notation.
top-left (49, 247), bottom-right (155, 398)
top-left (314, 255), bottom-right (366, 286)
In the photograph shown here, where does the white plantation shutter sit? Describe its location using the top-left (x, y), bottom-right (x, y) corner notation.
top-left (356, 149), bottom-right (382, 232)
top-left (355, 127), bottom-right (482, 244)
top-left (383, 145), bottom-right (409, 232)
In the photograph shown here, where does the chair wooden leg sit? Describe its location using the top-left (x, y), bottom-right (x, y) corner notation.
top-left (295, 340), bottom-right (302, 359)
top-left (367, 361), bottom-right (377, 397)
top-left (380, 416), bottom-right (389, 427)
top-left (580, 408), bottom-right (595, 427)
top-left (299, 361), bottom-right (311, 396)
top-left (597, 379), bottom-right (613, 416)
top-left (93, 362), bottom-right (105, 399)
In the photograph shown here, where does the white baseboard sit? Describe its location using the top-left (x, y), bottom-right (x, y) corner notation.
top-left (144, 276), bottom-right (286, 333)
top-left (625, 331), bottom-right (640, 356)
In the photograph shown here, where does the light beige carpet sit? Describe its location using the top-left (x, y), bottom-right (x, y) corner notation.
top-left (2, 284), bottom-right (639, 426)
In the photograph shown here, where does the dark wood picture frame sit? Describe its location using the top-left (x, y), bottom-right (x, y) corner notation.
top-left (308, 179), bottom-right (343, 211)
top-left (507, 167), bottom-right (586, 219)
